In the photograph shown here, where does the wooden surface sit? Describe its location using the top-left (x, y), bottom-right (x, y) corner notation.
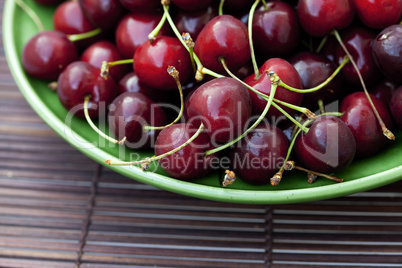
top-left (1, 2), bottom-right (402, 268)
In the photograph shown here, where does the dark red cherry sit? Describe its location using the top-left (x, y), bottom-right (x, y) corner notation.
top-left (133, 36), bottom-right (193, 91)
top-left (115, 13), bottom-right (171, 58)
top-left (119, 0), bottom-right (161, 12)
top-left (295, 115), bottom-right (356, 174)
top-left (340, 92), bottom-right (394, 158)
top-left (369, 79), bottom-right (397, 106)
top-left (252, 1), bottom-right (300, 59)
top-left (335, 26), bottom-right (381, 86)
top-left (194, 15), bottom-right (250, 74)
top-left (172, 0), bottom-right (213, 11)
top-left (79, 0), bottom-right (127, 32)
top-left (372, 25), bottom-right (402, 84)
top-left (57, 61), bottom-right (118, 119)
top-left (108, 92), bottom-right (167, 149)
top-left (297, 0), bottom-right (355, 37)
top-left (22, 31), bottom-right (78, 80)
top-left (81, 40), bottom-right (131, 82)
top-left (290, 51), bottom-right (343, 109)
top-left (352, 0), bottom-right (402, 29)
top-left (174, 4), bottom-right (218, 40)
top-left (230, 123), bottom-right (289, 185)
top-left (154, 123), bottom-right (216, 181)
top-left (186, 77), bottom-right (252, 143)
top-left (244, 58), bottom-right (303, 119)
top-left (389, 86), bottom-right (402, 129)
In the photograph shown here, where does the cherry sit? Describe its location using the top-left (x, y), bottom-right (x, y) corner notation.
top-left (297, 0), bottom-right (355, 37)
top-left (119, 0), bottom-right (161, 12)
top-left (22, 31), bottom-right (78, 80)
top-left (244, 58), bottom-right (303, 119)
top-left (154, 123), bottom-right (216, 180)
top-left (295, 115), bottom-right (356, 174)
top-left (186, 77), bottom-right (252, 143)
top-left (174, 4), bottom-right (218, 40)
top-left (81, 40), bottom-right (130, 82)
top-left (335, 26), bottom-right (381, 86)
top-left (78, 0), bottom-right (127, 33)
top-left (108, 92), bottom-right (167, 149)
top-left (340, 92), bottom-right (394, 158)
top-left (194, 15), bottom-right (250, 74)
top-left (133, 36), bottom-right (193, 91)
top-left (252, 1), bottom-right (300, 60)
top-left (372, 25), bottom-right (402, 84)
top-left (57, 61), bottom-right (118, 119)
top-left (289, 51), bottom-right (343, 109)
top-left (171, 0), bottom-right (213, 11)
top-left (230, 123), bottom-right (289, 185)
top-left (115, 13), bottom-right (171, 58)
top-left (369, 79), bottom-right (397, 106)
top-left (389, 86), bottom-right (402, 130)
top-left (352, 0), bottom-right (402, 29)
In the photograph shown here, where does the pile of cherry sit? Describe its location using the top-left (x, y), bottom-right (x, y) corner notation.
top-left (21, 0), bottom-right (402, 187)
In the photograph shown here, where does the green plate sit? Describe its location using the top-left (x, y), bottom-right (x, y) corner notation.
top-left (3, 0), bottom-right (402, 204)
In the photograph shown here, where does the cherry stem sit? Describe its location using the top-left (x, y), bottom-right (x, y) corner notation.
top-left (148, 6), bottom-right (168, 42)
top-left (272, 98), bottom-right (316, 119)
top-left (68, 28), bottom-right (102, 42)
top-left (277, 56), bottom-right (349, 93)
top-left (83, 95), bottom-right (126, 145)
top-left (15, 0), bottom-right (44, 32)
top-left (271, 102), bottom-right (309, 132)
top-left (261, 0), bottom-right (268, 10)
top-left (218, 0), bottom-right (225, 15)
top-left (105, 122), bottom-right (205, 166)
top-left (315, 35), bottom-right (328, 54)
top-left (285, 161), bottom-right (343, 183)
top-left (205, 84), bottom-right (278, 156)
top-left (317, 99), bottom-right (325, 114)
top-left (100, 59), bottom-right (134, 79)
top-left (182, 33), bottom-right (196, 72)
top-left (248, 0), bottom-right (261, 79)
top-left (222, 170), bottom-right (236, 187)
top-left (332, 29), bottom-right (394, 140)
top-left (143, 66), bottom-right (184, 131)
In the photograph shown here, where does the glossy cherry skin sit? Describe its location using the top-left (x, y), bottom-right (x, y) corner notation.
top-left (335, 26), bottom-right (381, 86)
top-left (175, 4), bottom-right (218, 40)
top-left (154, 123), bottom-right (216, 181)
top-left (295, 115), bottom-right (356, 174)
top-left (372, 25), bottom-right (402, 84)
top-left (133, 36), bottom-right (193, 91)
top-left (290, 51), bottom-right (343, 109)
top-left (108, 92), bottom-right (167, 149)
top-left (352, 0), bottom-right (402, 29)
top-left (81, 40), bottom-right (131, 82)
top-left (57, 61), bottom-right (118, 119)
top-left (340, 92), bottom-right (394, 158)
top-left (115, 13), bottom-right (171, 58)
top-left (244, 58), bottom-right (303, 119)
top-left (22, 31), bottom-right (78, 80)
top-left (230, 123), bottom-right (289, 185)
top-left (186, 77), bottom-right (252, 143)
top-left (79, 0), bottom-right (127, 32)
top-left (252, 1), bottom-right (300, 60)
top-left (369, 79), bottom-right (397, 106)
top-left (297, 0), bottom-right (355, 37)
top-left (194, 15), bottom-right (250, 74)
top-left (172, 0), bottom-right (213, 11)
top-left (119, 0), bottom-right (161, 12)
top-left (389, 86), bottom-right (402, 129)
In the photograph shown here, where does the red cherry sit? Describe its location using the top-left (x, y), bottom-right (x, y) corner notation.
top-left (133, 36), bottom-right (193, 91)
top-left (57, 61), bottom-right (118, 119)
top-left (22, 31), bottom-right (78, 80)
top-left (194, 15), bottom-right (250, 74)
top-left (297, 0), bottom-right (355, 37)
top-left (154, 123), bottom-right (216, 180)
top-left (369, 79), bottom-right (397, 106)
top-left (389, 86), bottom-right (402, 129)
top-left (352, 0), bottom-right (402, 29)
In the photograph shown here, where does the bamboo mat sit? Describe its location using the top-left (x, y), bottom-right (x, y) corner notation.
top-left (1, 3), bottom-right (402, 268)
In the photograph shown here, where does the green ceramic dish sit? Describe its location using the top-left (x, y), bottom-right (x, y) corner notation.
top-left (3, 0), bottom-right (402, 204)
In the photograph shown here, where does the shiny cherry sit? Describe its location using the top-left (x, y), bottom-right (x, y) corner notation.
top-left (108, 92), bottom-right (167, 149)
top-left (194, 15), bottom-right (250, 74)
top-left (352, 0), bottom-right (402, 29)
top-left (230, 123), bottom-right (289, 185)
top-left (297, 0), bottom-right (355, 37)
top-left (154, 123), bottom-right (216, 181)
top-left (22, 31), bottom-right (78, 80)
top-left (186, 77), bottom-right (252, 143)
top-left (369, 79), bottom-right (397, 106)
top-left (57, 61), bottom-right (118, 119)
top-left (295, 115), bottom-right (356, 174)
top-left (340, 92), bottom-right (394, 158)
top-left (389, 86), bottom-right (402, 129)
